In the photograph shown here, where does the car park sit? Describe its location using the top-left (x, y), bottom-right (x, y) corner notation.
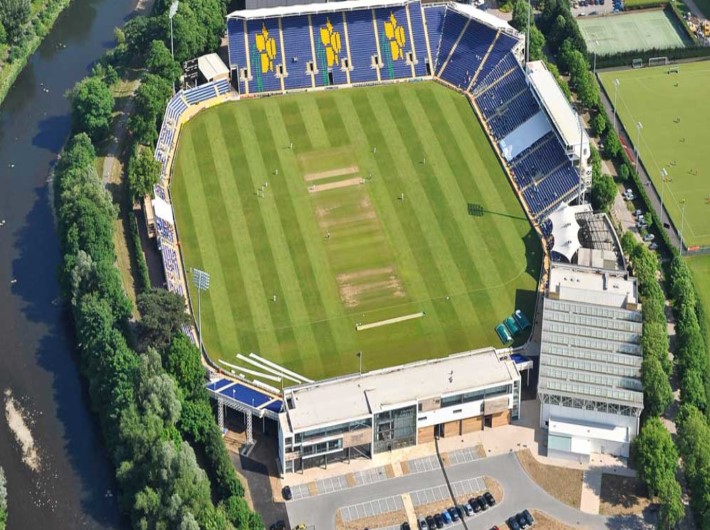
top-left (281, 485), bottom-right (292, 501)
top-left (426, 515), bottom-right (436, 530)
top-left (469, 498), bottom-right (482, 513)
top-left (434, 513), bottom-right (444, 529)
top-left (455, 505), bottom-right (466, 519)
top-left (419, 519), bottom-right (428, 530)
top-left (463, 503), bottom-right (474, 517)
top-left (516, 512), bottom-right (529, 528)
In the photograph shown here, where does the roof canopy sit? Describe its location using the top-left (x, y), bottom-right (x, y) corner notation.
top-left (549, 203), bottom-right (582, 261)
top-left (198, 53), bottom-right (229, 81)
top-left (152, 197), bottom-right (174, 224)
top-left (227, 0), bottom-right (406, 20)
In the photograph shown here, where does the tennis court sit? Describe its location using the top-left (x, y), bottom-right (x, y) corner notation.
top-left (578, 10), bottom-right (691, 55)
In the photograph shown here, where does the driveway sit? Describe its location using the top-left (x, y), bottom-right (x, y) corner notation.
top-left (285, 452), bottom-right (652, 530)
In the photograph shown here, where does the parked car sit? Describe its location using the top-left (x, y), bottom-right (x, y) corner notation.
top-left (442, 510), bottom-right (452, 524)
top-left (644, 233), bottom-right (655, 242)
top-left (506, 517), bottom-right (521, 530)
top-left (522, 509), bottom-right (535, 526)
top-left (434, 513), bottom-right (444, 529)
top-left (426, 515), bottom-right (436, 530)
top-left (484, 491), bottom-right (496, 506)
top-left (448, 507), bottom-right (459, 522)
top-left (402, 522), bottom-right (411, 530)
top-left (476, 496), bottom-right (488, 511)
top-left (469, 498), bottom-right (482, 513)
top-left (419, 519), bottom-right (428, 530)
top-left (455, 505), bottom-right (466, 519)
top-left (649, 242), bottom-right (658, 250)
top-left (516, 512), bottom-right (529, 528)
top-left (463, 503), bottom-right (474, 517)
top-left (634, 209), bottom-right (643, 217)
top-left (282, 486), bottom-right (292, 501)
top-left (269, 521), bottom-right (285, 530)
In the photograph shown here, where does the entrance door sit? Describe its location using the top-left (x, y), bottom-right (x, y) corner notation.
top-left (484, 415), bottom-right (493, 429)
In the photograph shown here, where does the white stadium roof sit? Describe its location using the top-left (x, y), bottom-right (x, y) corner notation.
top-left (227, 0), bottom-right (407, 20)
top-left (548, 203), bottom-right (591, 261)
top-left (198, 53), bottom-right (229, 81)
top-left (527, 61), bottom-right (589, 151)
top-left (448, 2), bottom-right (516, 32)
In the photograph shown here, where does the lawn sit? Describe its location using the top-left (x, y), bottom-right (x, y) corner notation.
top-left (170, 81), bottom-right (540, 380)
top-left (578, 9), bottom-right (690, 55)
top-left (687, 255), bottom-right (710, 334)
top-left (600, 62), bottom-right (710, 248)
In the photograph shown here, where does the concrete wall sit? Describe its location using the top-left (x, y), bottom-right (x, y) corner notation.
top-left (540, 403), bottom-right (639, 438)
top-left (417, 395), bottom-right (512, 428)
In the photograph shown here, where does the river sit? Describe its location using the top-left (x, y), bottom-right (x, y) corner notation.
top-left (0, 0), bottom-right (140, 528)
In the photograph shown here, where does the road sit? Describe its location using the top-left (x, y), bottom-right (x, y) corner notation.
top-left (285, 453), bottom-right (652, 530)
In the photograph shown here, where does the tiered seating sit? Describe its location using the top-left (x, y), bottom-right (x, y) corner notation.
top-left (184, 83), bottom-right (218, 105)
top-left (228, 18), bottom-right (247, 72)
top-left (478, 69), bottom-right (539, 139)
top-left (215, 78), bottom-right (231, 95)
top-left (375, 7), bottom-right (412, 80)
top-left (510, 132), bottom-right (558, 189)
top-left (522, 162), bottom-right (579, 218)
top-left (281, 15), bottom-right (315, 90)
top-left (423, 5), bottom-right (446, 70)
top-left (246, 18), bottom-right (282, 93)
top-left (344, 9), bottom-right (380, 83)
top-left (311, 12), bottom-right (350, 87)
top-left (473, 34), bottom-right (517, 89)
top-left (473, 52), bottom-right (518, 96)
top-left (406, 2), bottom-right (430, 76)
top-left (155, 217), bottom-right (175, 244)
top-left (435, 11), bottom-right (468, 74)
top-left (439, 20), bottom-right (497, 89)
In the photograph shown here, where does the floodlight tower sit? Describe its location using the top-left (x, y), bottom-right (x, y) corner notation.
top-left (612, 79), bottom-right (620, 133)
top-left (192, 267), bottom-right (210, 354)
top-left (660, 167), bottom-right (668, 227)
top-left (635, 121), bottom-right (643, 170)
top-left (169, 1), bottom-right (179, 93)
top-left (679, 199), bottom-right (687, 254)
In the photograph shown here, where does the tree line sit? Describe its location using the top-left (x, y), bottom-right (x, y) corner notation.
top-left (59, 0), bottom-right (267, 527)
top-left (0, 466), bottom-right (6, 530)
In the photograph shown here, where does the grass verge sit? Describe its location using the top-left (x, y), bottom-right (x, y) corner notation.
top-left (516, 450), bottom-right (583, 508)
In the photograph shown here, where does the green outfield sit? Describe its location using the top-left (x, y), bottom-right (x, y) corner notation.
top-left (600, 62), bottom-right (710, 248)
top-left (171, 81), bottom-right (540, 380)
top-left (578, 10), bottom-right (690, 55)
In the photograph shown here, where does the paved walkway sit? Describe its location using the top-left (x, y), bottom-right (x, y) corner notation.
top-left (581, 469), bottom-right (603, 514)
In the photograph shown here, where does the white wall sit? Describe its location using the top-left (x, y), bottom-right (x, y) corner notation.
top-left (416, 395), bottom-right (512, 428)
top-left (540, 403), bottom-right (638, 437)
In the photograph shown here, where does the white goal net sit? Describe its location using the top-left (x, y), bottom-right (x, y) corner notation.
top-left (649, 56), bottom-right (670, 67)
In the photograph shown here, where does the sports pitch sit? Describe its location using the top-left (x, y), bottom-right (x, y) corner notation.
top-left (578, 10), bottom-right (691, 55)
top-left (687, 255), bottom-right (710, 334)
top-left (600, 62), bottom-right (710, 248)
top-left (171, 81), bottom-right (540, 380)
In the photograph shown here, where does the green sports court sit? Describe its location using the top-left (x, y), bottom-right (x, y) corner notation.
top-left (170, 81), bottom-right (541, 380)
top-left (578, 10), bottom-right (691, 55)
top-left (600, 62), bottom-right (710, 248)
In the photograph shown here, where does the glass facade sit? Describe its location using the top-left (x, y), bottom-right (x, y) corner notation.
top-left (373, 405), bottom-right (416, 453)
top-left (440, 384), bottom-right (512, 408)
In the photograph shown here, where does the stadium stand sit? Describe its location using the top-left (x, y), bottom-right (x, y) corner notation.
top-left (423, 5), bottom-right (446, 71)
top-left (375, 6), bottom-right (413, 80)
top-left (247, 18), bottom-right (283, 93)
top-left (406, 2), bottom-right (430, 76)
top-left (311, 12), bottom-right (350, 87)
top-left (281, 15), bottom-right (315, 90)
top-left (438, 19), bottom-right (497, 89)
top-left (345, 9), bottom-right (382, 83)
top-left (434, 10), bottom-right (468, 75)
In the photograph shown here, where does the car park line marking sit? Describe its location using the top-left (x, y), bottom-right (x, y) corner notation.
top-left (288, 484), bottom-right (312, 501)
top-left (341, 495), bottom-right (405, 522)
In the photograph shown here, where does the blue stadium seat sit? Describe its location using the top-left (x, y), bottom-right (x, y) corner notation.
top-left (344, 9), bottom-right (380, 83)
top-left (407, 1), bottom-right (430, 76)
top-left (375, 6), bottom-right (413, 80)
top-left (246, 18), bottom-right (283, 93)
top-left (435, 11), bottom-right (468, 73)
top-left (439, 19), bottom-right (497, 89)
top-left (423, 5), bottom-right (446, 71)
top-left (281, 15), bottom-right (315, 90)
top-left (473, 34), bottom-right (517, 90)
top-left (311, 12), bottom-right (350, 87)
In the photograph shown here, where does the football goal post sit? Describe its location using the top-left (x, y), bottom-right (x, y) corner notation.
top-left (632, 58), bottom-right (643, 69)
top-left (649, 56), bottom-right (669, 67)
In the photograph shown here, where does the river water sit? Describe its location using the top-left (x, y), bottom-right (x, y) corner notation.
top-left (0, 0), bottom-right (139, 527)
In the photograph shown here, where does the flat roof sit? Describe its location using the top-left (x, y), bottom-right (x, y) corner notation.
top-left (198, 53), bottom-right (229, 80)
top-left (527, 61), bottom-right (589, 150)
top-left (227, 0), bottom-right (407, 20)
top-left (548, 263), bottom-right (638, 307)
top-left (448, 2), bottom-right (517, 33)
top-left (284, 348), bottom-right (519, 432)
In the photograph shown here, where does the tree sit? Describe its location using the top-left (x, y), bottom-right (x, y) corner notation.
top-left (591, 174), bottom-right (616, 212)
top-left (658, 478), bottom-right (685, 529)
top-left (136, 288), bottom-right (190, 352)
top-left (681, 368), bottom-right (707, 412)
top-left (633, 417), bottom-right (677, 498)
top-left (146, 40), bottom-right (181, 83)
top-left (0, 0), bottom-right (30, 44)
top-left (0, 466), bottom-right (6, 530)
top-left (528, 25), bottom-right (545, 61)
top-left (165, 334), bottom-right (205, 400)
top-left (128, 146), bottom-right (161, 202)
top-left (591, 112), bottom-right (608, 137)
top-left (69, 77), bottom-right (115, 142)
top-left (129, 73), bottom-right (172, 145)
top-left (511, 0), bottom-right (531, 31)
top-left (642, 356), bottom-right (673, 417)
top-left (603, 128), bottom-right (622, 160)
top-left (642, 321), bottom-right (671, 373)
top-left (619, 162), bottom-right (630, 181)
top-left (0, 21), bottom-right (7, 46)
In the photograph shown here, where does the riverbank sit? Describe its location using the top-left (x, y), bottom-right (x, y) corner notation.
top-left (0, 0), bottom-right (72, 106)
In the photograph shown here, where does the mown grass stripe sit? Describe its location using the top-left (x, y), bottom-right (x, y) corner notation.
top-left (297, 95), bottom-right (331, 149)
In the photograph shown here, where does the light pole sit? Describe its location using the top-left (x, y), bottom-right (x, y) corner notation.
top-left (192, 267), bottom-right (210, 354)
top-left (612, 78), bottom-right (620, 133)
top-left (679, 199), bottom-right (687, 254)
top-left (593, 40), bottom-right (599, 76)
top-left (169, 1), bottom-right (179, 93)
top-left (660, 167), bottom-right (668, 227)
top-left (357, 351), bottom-right (362, 375)
top-left (635, 121), bottom-right (643, 170)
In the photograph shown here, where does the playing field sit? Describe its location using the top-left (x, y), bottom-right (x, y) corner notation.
top-left (578, 10), bottom-right (691, 55)
top-left (171, 81), bottom-right (540, 380)
top-left (600, 62), bottom-right (710, 248)
top-left (687, 255), bottom-right (710, 335)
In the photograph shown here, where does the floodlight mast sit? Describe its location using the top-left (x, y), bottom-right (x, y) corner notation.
top-left (169, 1), bottom-right (179, 94)
top-left (660, 167), bottom-right (668, 227)
top-left (192, 267), bottom-right (210, 355)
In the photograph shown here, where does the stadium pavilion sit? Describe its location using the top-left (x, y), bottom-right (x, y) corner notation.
top-left (538, 206), bottom-right (643, 460)
top-left (278, 348), bottom-right (521, 473)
